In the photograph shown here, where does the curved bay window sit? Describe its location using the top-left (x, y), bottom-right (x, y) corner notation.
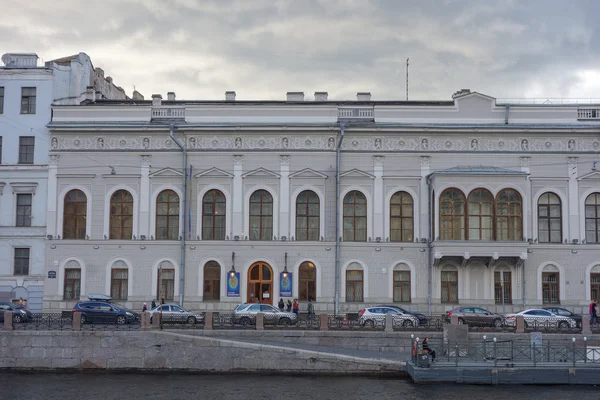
top-left (298, 261), bottom-right (316, 301)
top-left (343, 191), bottom-right (367, 241)
top-left (63, 189), bottom-right (87, 239)
top-left (203, 261), bottom-right (221, 301)
top-left (110, 190), bottom-right (133, 240)
top-left (496, 189), bottom-right (522, 241)
top-left (295, 190), bottom-right (320, 241)
top-left (538, 192), bottom-right (562, 243)
top-left (390, 191), bottom-right (413, 242)
top-left (202, 189), bottom-right (226, 240)
top-left (467, 189), bottom-right (493, 240)
top-left (585, 193), bottom-right (600, 243)
top-left (249, 190), bottom-right (273, 241)
top-left (440, 189), bottom-right (465, 240)
top-left (156, 190), bottom-right (179, 240)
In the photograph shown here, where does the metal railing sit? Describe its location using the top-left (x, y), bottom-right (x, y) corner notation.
top-left (338, 107), bottom-right (374, 119)
top-left (158, 312), bottom-right (205, 330)
top-left (577, 108), bottom-right (600, 119)
top-left (151, 106), bottom-right (185, 120)
top-left (12, 313), bottom-right (73, 331)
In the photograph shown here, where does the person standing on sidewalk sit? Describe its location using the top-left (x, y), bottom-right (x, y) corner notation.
top-left (278, 298), bottom-right (285, 311)
top-left (286, 299), bottom-right (292, 312)
top-left (307, 298), bottom-right (315, 321)
top-left (591, 300), bottom-right (598, 325)
top-left (292, 299), bottom-right (299, 316)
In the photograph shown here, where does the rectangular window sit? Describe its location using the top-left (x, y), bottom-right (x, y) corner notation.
top-left (592, 273), bottom-right (600, 302)
top-left (16, 194), bottom-right (32, 227)
top-left (63, 269), bottom-right (81, 300)
top-left (110, 269), bottom-right (128, 300)
top-left (158, 269), bottom-right (175, 301)
top-left (0, 87), bottom-right (4, 114)
top-left (345, 270), bottom-right (364, 302)
top-left (19, 136), bottom-right (35, 164)
top-left (494, 271), bottom-right (512, 304)
top-left (441, 271), bottom-right (458, 303)
top-left (393, 271), bottom-right (411, 302)
top-left (203, 266), bottom-right (221, 301)
top-left (542, 272), bottom-right (560, 304)
top-left (14, 248), bottom-right (30, 276)
top-left (20, 87), bottom-right (36, 114)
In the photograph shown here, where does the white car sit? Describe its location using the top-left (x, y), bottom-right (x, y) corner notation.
top-left (358, 306), bottom-right (419, 327)
top-left (147, 304), bottom-right (203, 324)
top-left (504, 309), bottom-right (577, 329)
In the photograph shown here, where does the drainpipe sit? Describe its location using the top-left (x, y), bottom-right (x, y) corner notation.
top-left (426, 174), bottom-right (433, 317)
top-left (334, 122), bottom-right (346, 316)
top-left (504, 104), bottom-right (510, 125)
top-left (169, 124), bottom-right (187, 307)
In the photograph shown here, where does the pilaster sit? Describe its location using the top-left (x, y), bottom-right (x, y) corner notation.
top-left (232, 155), bottom-right (243, 237)
top-left (568, 157), bottom-right (579, 241)
top-left (47, 155), bottom-right (59, 237)
top-left (280, 155), bottom-right (290, 239)
top-left (140, 155), bottom-right (151, 238)
top-left (373, 155), bottom-right (384, 239)
top-left (420, 156), bottom-right (430, 240)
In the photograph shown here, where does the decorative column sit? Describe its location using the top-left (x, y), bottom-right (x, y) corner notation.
top-left (373, 156), bottom-right (384, 240)
top-left (280, 155), bottom-right (290, 239)
top-left (232, 155), bottom-right (243, 238)
top-left (139, 155), bottom-right (151, 238)
top-left (568, 157), bottom-right (579, 241)
top-left (46, 155), bottom-right (59, 237)
top-left (520, 156), bottom-right (531, 239)
top-left (420, 156), bottom-right (430, 241)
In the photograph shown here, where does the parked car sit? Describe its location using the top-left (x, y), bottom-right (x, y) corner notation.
top-left (542, 307), bottom-right (582, 328)
top-left (147, 304), bottom-right (203, 324)
top-left (233, 303), bottom-right (297, 326)
top-left (373, 304), bottom-right (429, 325)
top-left (73, 300), bottom-right (139, 325)
top-left (444, 307), bottom-right (504, 327)
top-left (504, 309), bottom-right (577, 329)
top-left (358, 307), bottom-right (419, 327)
top-left (0, 302), bottom-right (33, 323)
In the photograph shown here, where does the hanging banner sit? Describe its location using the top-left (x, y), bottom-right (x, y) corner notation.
top-left (227, 272), bottom-right (240, 297)
top-left (280, 272), bottom-right (293, 297)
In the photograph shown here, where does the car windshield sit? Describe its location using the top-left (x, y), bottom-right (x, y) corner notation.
top-left (235, 304), bottom-right (251, 312)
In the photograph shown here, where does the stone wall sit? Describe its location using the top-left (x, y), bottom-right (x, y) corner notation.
top-left (0, 331), bottom-right (403, 375)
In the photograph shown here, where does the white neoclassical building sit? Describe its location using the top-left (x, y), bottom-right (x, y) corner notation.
top-left (0, 52), bottom-right (136, 311)
top-left (43, 89), bottom-right (600, 315)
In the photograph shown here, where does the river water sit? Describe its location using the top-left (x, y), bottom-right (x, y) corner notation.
top-left (1, 372), bottom-right (597, 400)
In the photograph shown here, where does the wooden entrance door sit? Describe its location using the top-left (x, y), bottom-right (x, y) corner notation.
top-left (247, 261), bottom-right (273, 305)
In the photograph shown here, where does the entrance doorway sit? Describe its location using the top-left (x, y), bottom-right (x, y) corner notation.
top-left (247, 261), bottom-right (273, 305)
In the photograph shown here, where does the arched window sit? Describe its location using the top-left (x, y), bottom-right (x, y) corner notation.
top-left (298, 261), bottom-right (316, 301)
top-left (440, 189), bottom-right (465, 240)
top-left (343, 191), bottom-right (367, 241)
top-left (63, 189), bottom-right (87, 239)
top-left (467, 189), bottom-right (493, 240)
top-left (345, 264), bottom-right (364, 302)
top-left (538, 192), bottom-right (562, 243)
top-left (296, 190), bottom-right (320, 241)
top-left (63, 268), bottom-right (81, 300)
top-left (157, 261), bottom-right (175, 301)
top-left (393, 264), bottom-right (411, 303)
top-left (156, 190), bottom-right (179, 240)
top-left (110, 261), bottom-right (129, 300)
top-left (202, 189), bottom-right (226, 240)
top-left (390, 191), bottom-right (413, 242)
top-left (249, 190), bottom-right (273, 241)
top-left (110, 190), bottom-right (133, 240)
top-left (585, 193), bottom-right (600, 243)
top-left (203, 261), bottom-right (221, 301)
top-left (496, 189), bottom-right (522, 241)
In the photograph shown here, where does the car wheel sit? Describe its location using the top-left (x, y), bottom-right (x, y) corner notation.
top-left (558, 321), bottom-right (569, 329)
top-left (457, 318), bottom-right (464, 325)
top-left (116, 316), bottom-right (126, 325)
top-left (187, 316), bottom-right (196, 324)
top-left (12, 314), bottom-right (22, 324)
top-left (240, 317), bottom-right (251, 327)
top-left (364, 319), bottom-right (374, 328)
top-left (80, 315), bottom-right (87, 324)
top-left (279, 317), bottom-right (291, 326)
top-left (403, 320), bottom-right (414, 327)
top-left (493, 319), bottom-right (502, 328)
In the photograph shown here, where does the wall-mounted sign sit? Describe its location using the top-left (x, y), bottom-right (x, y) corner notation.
top-left (280, 272), bottom-right (292, 297)
top-left (227, 272), bottom-right (240, 297)
top-left (48, 271), bottom-right (57, 279)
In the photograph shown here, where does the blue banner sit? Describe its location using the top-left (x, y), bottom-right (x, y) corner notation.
top-left (227, 272), bottom-right (240, 297)
top-left (280, 272), bottom-right (292, 297)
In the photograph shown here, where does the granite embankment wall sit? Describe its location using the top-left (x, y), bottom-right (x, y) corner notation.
top-left (0, 331), bottom-right (404, 375)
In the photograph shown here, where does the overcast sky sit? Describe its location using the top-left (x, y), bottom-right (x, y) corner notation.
top-left (3, 0), bottom-right (600, 101)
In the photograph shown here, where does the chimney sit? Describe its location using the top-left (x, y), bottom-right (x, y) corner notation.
top-left (225, 91), bottom-right (236, 101)
top-left (357, 92), bottom-right (371, 101)
top-left (85, 86), bottom-right (96, 102)
top-left (95, 67), bottom-right (104, 78)
top-left (152, 94), bottom-right (162, 106)
top-left (106, 76), bottom-right (113, 84)
top-left (167, 92), bottom-right (176, 101)
top-left (286, 92), bottom-right (304, 101)
top-left (132, 90), bottom-right (144, 101)
top-left (452, 89), bottom-right (471, 98)
top-left (314, 92), bottom-right (328, 101)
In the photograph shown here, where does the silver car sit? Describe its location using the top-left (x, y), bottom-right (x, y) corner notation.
top-left (233, 303), bottom-right (298, 326)
top-left (359, 306), bottom-right (419, 327)
top-left (504, 309), bottom-right (577, 329)
top-left (148, 304), bottom-right (203, 324)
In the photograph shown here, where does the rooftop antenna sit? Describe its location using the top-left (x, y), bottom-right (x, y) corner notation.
top-left (406, 58), bottom-right (409, 101)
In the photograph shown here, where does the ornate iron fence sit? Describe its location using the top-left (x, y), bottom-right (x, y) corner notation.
top-left (159, 312), bottom-right (205, 330)
top-left (393, 315), bottom-right (445, 331)
top-left (265, 313), bottom-right (320, 330)
top-left (212, 312), bottom-right (256, 330)
top-left (13, 313), bottom-right (73, 331)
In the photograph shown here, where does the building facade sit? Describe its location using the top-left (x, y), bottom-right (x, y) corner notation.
top-left (0, 52), bottom-right (134, 311)
top-left (44, 90), bottom-right (600, 315)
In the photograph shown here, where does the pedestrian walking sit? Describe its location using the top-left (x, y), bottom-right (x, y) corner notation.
top-left (142, 303), bottom-right (147, 312)
top-left (286, 299), bottom-right (292, 312)
top-left (278, 298), bottom-right (285, 311)
top-left (151, 299), bottom-right (157, 309)
top-left (161, 297), bottom-right (165, 305)
top-left (591, 300), bottom-right (598, 325)
top-left (307, 298), bottom-right (315, 321)
top-left (292, 298), bottom-right (299, 316)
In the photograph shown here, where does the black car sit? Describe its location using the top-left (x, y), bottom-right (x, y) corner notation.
top-left (373, 304), bottom-right (429, 325)
top-left (73, 300), bottom-right (139, 325)
top-left (542, 307), bottom-right (582, 328)
top-left (0, 302), bottom-right (33, 323)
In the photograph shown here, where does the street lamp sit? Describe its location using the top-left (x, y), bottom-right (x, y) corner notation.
top-left (283, 252), bottom-right (289, 278)
top-left (230, 252), bottom-right (236, 277)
